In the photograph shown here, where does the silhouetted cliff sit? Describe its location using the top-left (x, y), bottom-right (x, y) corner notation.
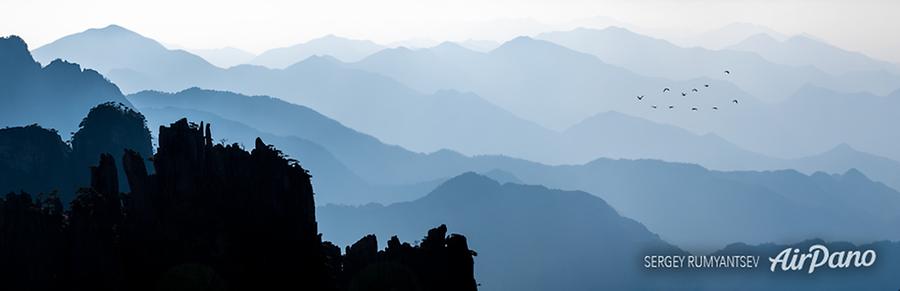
top-left (338, 224), bottom-right (477, 291)
top-left (0, 125), bottom-right (73, 198)
top-left (71, 102), bottom-right (153, 192)
top-left (0, 102), bottom-right (153, 202)
top-left (0, 117), bottom-right (477, 291)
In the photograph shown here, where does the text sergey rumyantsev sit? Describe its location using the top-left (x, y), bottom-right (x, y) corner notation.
top-left (644, 244), bottom-right (876, 274)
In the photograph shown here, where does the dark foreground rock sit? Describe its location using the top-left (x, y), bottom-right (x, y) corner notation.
top-left (0, 118), bottom-right (477, 291)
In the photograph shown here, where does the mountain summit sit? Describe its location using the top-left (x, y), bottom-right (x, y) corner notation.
top-left (250, 34), bottom-right (385, 68)
top-left (0, 35), bottom-right (130, 134)
top-left (31, 25), bottom-right (219, 93)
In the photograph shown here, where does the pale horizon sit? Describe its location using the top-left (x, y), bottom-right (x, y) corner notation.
top-left (4, 0), bottom-right (900, 64)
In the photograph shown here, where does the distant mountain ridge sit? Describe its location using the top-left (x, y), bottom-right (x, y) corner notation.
top-left (320, 171), bottom-right (900, 290)
top-left (6, 27), bottom-right (900, 291)
top-left (250, 34), bottom-right (386, 68)
top-left (711, 85), bottom-right (900, 161)
top-left (475, 157), bottom-right (900, 250)
top-left (787, 143), bottom-right (900, 193)
top-left (729, 33), bottom-right (900, 76)
top-left (187, 46), bottom-right (256, 68)
top-left (32, 25), bottom-right (900, 170)
top-left (352, 34), bottom-right (760, 130)
top-left (676, 22), bottom-right (788, 49)
top-left (31, 25), bottom-right (220, 92)
top-left (1, 35), bottom-right (132, 135)
top-left (130, 87), bottom-right (900, 196)
top-left (22, 28), bottom-right (900, 193)
top-left (127, 88), bottom-right (900, 252)
top-left (318, 172), bottom-right (689, 291)
top-left (537, 27), bottom-right (900, 100)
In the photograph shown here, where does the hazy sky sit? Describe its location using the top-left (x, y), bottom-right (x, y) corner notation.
top-left (3, 0), bottom-right (900, 63)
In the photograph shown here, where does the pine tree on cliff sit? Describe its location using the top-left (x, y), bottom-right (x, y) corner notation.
top-left (70, 102), bottom-right (152, 194)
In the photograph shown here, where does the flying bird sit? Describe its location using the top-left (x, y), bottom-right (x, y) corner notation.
top-left (692, 88), bottom-right (699, 92)
top-left (732, 99), bottom-right (739, 104)
top-left (668, 105), bottom-right (675, 109)
top-left (712, 106), bottom-right (719, 110)
top-left (724, 70), bottom-right (731, 75)
top-left (663, 88), bottom-right (671, 92)
top-left (651, 105), bottom-right (658, 109)
top-left (681, 92), bottom-right (687, 97)
top-left (637, 95), bottom-right (644, 100)
top-left (691, 107), bottom-right (699, 111)
top-left (704, 84), bottom-right (710, 88)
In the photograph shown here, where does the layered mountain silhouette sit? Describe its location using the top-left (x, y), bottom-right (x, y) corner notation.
top-left (31, 25), bottom-right (222, 94)
top-left (456, 39), bottom-right (500, 52)
top-left (133, 105), bottom-right (442, 205)
top-left (561, 111), bottom-right (779, 168)
top-left (186, 46), bottom-right (256, 68)
top-left (478, 158), bottom-right (900, 250)
top-left (319, 172), bottom-right (689, 291)
top-left (4, 25), bottom-right (900, 290)
top-left (9, 99), bottom-right (897, 254)
top-left (1, 35), bottom-right (131, 135)
top-left (32, 26), bottom-right (556, 159)
top-left (321, 173), bottom-right (900, 290)
top-left (578, 110), bottom-right (900, 179)
top-left (126, 87), bottom-right (488, 186)
top-left (127, 85), bottom-right (900, 222)
top-left (250, 34), bottom-right (386, 68)
top-left (28, 25), bottom-right (752, 130)
top-left (536, 27), bottom-right (900, 100)
top-left (129, 87), bottom-right (785, 168)
top-left (351, 36), bottom-right (723, 130)
top-left (29, 26), bottom-right (900, 173)
top-left (784, 143), bottom-right (900, 192)
top-left (0, 115), bottom-right (478, 291)
top-left (692, 85), bottom-right (900, 162)
top-left (730, 33), bottom-right (900, 76)
top-left (677, 22), bottom-right (788, 49)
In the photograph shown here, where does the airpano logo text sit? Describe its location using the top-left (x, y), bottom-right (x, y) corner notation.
top-left (644, 244), bottom-right (877, 274)
top-left (768, 244), bottom-right (876, 274)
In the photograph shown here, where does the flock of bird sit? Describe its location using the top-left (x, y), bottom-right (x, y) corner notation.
top-left (635, 70), bottom-right (739, 112)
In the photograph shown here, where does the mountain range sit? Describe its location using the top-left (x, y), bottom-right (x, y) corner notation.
top-left (729, 33), bottom-right (900, 76)
top-left (537, 27), bottom-right (900, 100)
top-left (693, 85), bottom-right (900, 162)
top-left (346, 33), bottom-right (900, 165)
top-left (473, 157), bottom-right (900, 250)
top-left (350, 36), bottom-right (745, 130)
top-left (128, 88), bottom-right (900, 193)
top-left (0, 35), bottom-right (131, 136)
top-left (318, 172), bottom-right (690, 291)
top-left (6, 33), bottom-right (900, 261)
top-left (249, 34), bottom-right (385, 68)
top-left (30, 25), bottom-right (900, 167)
top-left (13, 29), bottom-right (900, 192)
top-left (31, 24), bottom-right (221, 94)
top-left (186, 46), bottom-right (256, 68)
top-left (675, 22), bottom-right (788, 49)
top-left (320, 172), bottom-right (900, 290)
top-left (127, 88), bottom-right (900, 251)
